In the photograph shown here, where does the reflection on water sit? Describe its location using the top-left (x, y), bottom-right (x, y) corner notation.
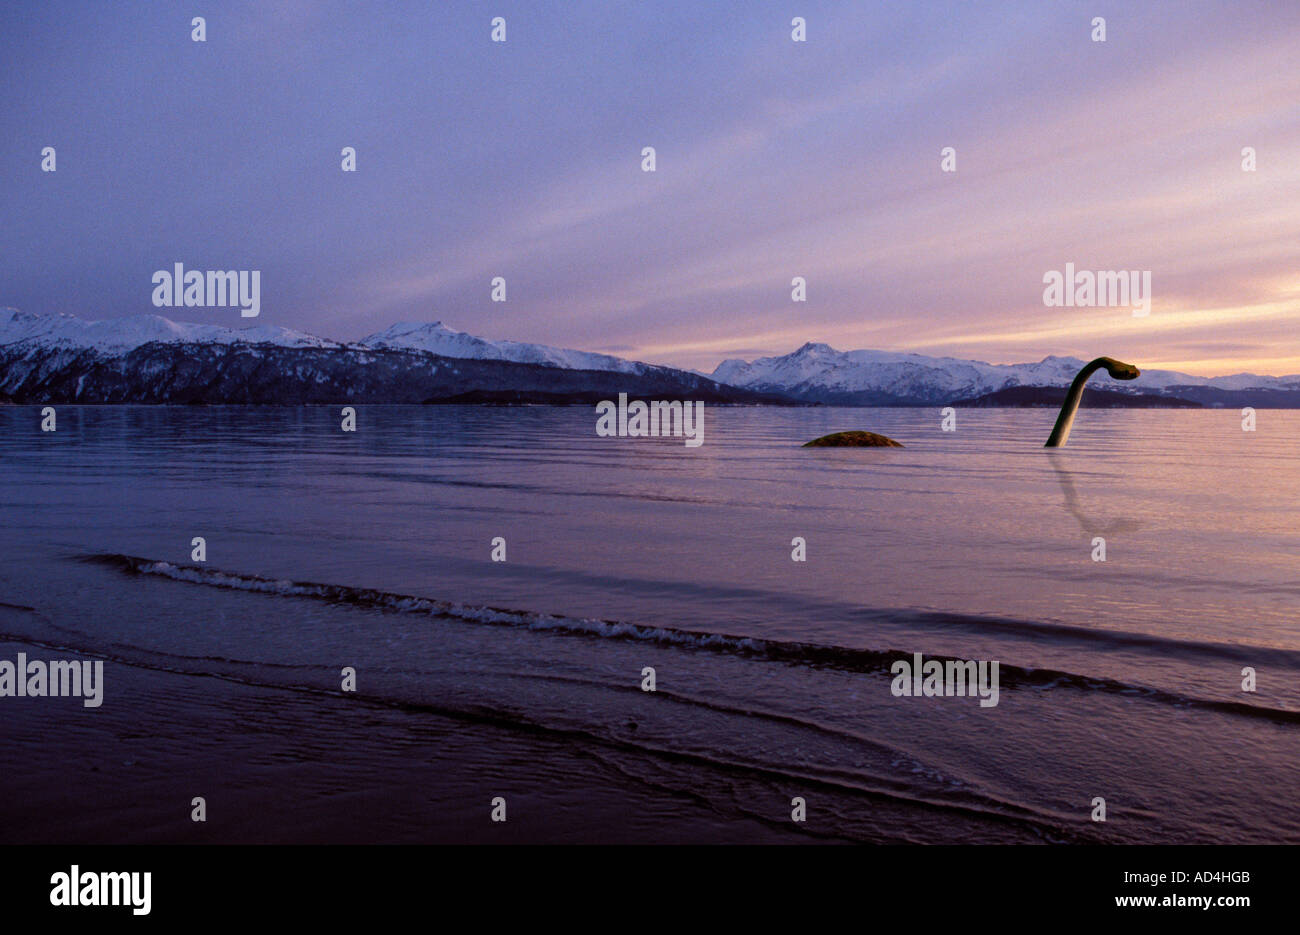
top-left (1047, 451), bottom-right (1141, 537)
top-left (0, 405), bottom-right (1298, 843)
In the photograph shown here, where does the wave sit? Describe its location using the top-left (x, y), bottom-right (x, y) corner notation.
top-left (0, 625), bottom-right (1092, 844)
top-left (84, 552), bottom-right (1300, 724)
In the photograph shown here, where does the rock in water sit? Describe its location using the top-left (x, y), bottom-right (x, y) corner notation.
top-left (802, 431), bottom-right (904, 448)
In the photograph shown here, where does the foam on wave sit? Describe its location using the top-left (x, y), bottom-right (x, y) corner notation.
top-left (84, 552), bottom-right (1300, 724)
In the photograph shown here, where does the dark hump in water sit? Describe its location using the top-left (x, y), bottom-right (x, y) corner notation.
top-left (803, 431), bottom-right (904, 448)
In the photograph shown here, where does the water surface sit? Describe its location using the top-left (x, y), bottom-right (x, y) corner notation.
top-left (1, 405), bottom-right (1297, 843)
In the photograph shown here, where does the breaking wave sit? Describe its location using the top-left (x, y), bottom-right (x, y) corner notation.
top-left (85, 552), bottom-right (1300, 724)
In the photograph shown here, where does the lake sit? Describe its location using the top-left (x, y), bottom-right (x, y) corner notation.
top-left (1, 405), bottom-right (1297, 843)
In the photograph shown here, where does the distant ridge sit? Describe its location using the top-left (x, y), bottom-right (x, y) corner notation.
top-left (0, 309), bottom-right (785, 406)
top-left (954, 385), bottom-right (1202, 408)
top-left (359, 320), bottom-right (647, 374)
top-left (4, 308), bottom-right (1299, 406)
top-left (712, 341), bottom-right (1300, 408)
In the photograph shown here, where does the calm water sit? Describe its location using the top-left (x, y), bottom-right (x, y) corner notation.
top-left (1, 405), bottom-right (1298, 843)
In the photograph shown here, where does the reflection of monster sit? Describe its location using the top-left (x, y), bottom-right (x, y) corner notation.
top-left (1044, 357), bottom-right (1140, 447)
top-left (1047, 451), bottom-right (1140, 537)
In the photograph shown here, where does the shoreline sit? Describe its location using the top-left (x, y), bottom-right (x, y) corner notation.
top-left (0, 638), bottom-right (807, 845)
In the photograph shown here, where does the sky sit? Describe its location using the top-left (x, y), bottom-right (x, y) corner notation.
top-left (2, 0), bottom-right (1298, 376)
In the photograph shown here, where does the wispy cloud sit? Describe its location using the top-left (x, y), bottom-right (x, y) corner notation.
top-left (1, 1), bottom-right (1297, 376)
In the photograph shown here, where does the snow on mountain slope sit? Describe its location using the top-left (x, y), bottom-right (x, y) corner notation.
top-left (358, 321), bottom-right (648, 374)
top-left (1, 309), bottom-right (650, 376)
top-left (6, 308), bottom-right (1298, 402)
top-left (711, 341), bottom-right (1300, 402)
top-left (0, 311), bottom-right (774, 405)
top-left (0, 308), bottom-right (336, 352)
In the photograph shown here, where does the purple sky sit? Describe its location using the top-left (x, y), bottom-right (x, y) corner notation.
top-left (2, 1), bottom-right (1298, 375)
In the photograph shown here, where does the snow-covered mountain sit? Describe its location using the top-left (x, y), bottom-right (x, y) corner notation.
top-left (0, 309), bottom-right (647, 374)
top-left (0, 308), bottom-right (770, 405)
top-left (358, 321), bottom-right (647, 374)
top-left (5, 308), bottom-right (1300, 406)
top-left (0, 307), bottom-right (336, 352)
top-left (711, 341), bottom-right (1300, 405)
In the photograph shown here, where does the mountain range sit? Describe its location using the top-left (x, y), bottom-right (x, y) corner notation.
top-left (712, 342), bottom-right (1300, 406)
top-left (0, 309), bottom-right (766, 405)
top-left (3, 308), bottom-right (1298, 407)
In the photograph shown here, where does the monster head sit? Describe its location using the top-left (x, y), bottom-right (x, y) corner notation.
top-left (1097, 357), bottom-right (1140, 381)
